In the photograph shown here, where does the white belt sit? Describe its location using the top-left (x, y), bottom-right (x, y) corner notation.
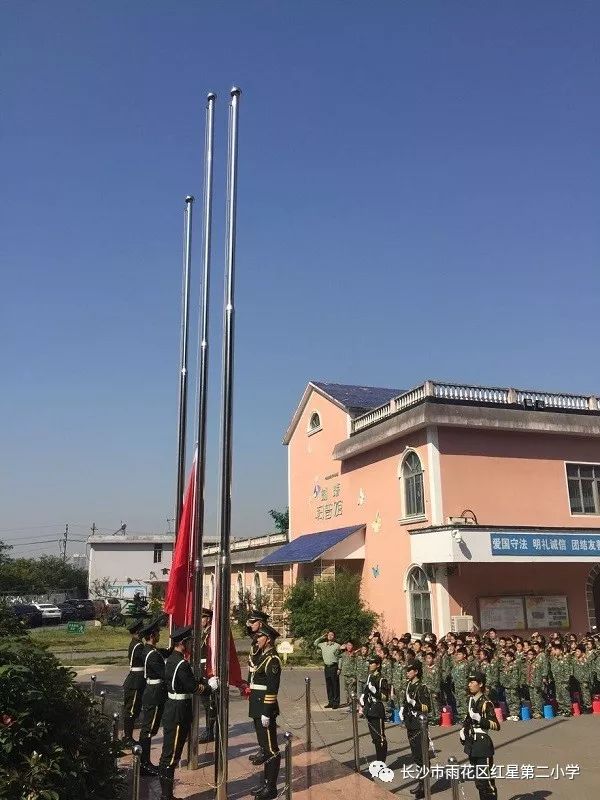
top-left (250, 683), bottom-right (267, 690)
top-left (472, 727), bottom-right (486, 735)
top-left (168, 692), bottom-right (192, 700)
top-left (201, 659), bottom-right (206, 664)
top-left (130, 667), bottom-right (144, 673)
top-left (146, 679), bottom-right (162, 685)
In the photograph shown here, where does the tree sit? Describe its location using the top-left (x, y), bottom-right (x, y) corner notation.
top-left (0, 550), bottom-right (87, 597)
top-left (269, 508), bottom-right (289, 534)
top-left (90, 577), bottom-right (119, 598)
top-left (283, 572), bottom-right (377, 645)
top-left (0, 540), bottom-right (12, 566)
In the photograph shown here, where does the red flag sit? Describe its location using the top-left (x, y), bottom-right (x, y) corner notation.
top-left (206, 594), bottom-right (244, 688)
top-left (164, 458), bottom-right (196, 627)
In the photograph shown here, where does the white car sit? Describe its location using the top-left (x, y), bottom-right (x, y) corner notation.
top-left (32, 603), bottom-right (62, 624)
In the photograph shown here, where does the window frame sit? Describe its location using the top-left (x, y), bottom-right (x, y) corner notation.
top-left (153, 543), bottom-right (163, 564)
top-left (406, 565), bottom-right (433, 636)
top-left (307, 411), bottom-right (322, 436)
top-left (401, 450), bottom-right (425, 518)
top-left (566, 462), bottom-right (600, 516)
top-left (253, 572), bottom-right (262, 605)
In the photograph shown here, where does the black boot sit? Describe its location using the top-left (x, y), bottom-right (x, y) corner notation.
top-left (254, 751), bottom-right (280, 799)
top-left (410, 782), bottom-right (425, 799)
top-left (123, 717), bottom-right (136, 748)
top-left (159, 774), bottom-right (173, 800)
top-left (249, 749), bottom-right (267, 765)
top-left (140, 738), bottom-right (158, 776)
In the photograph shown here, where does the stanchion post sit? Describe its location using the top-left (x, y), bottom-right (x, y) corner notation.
top-left (99, 690), bottom-right (106, 715)
top-left (350, 692), bottom-right (360, 773)
top-left (112, 712), bottom-right (120, 742)
top-left (90, 674), bottom-right (97, 696)
top-left (304, 677), bottom-right (311, 751)
top-left (284, 731), bottom-right (293, 800)
top-left (447, 756), bottom-right (459, 800)
top-left (131, 744), bottom-right (142, 800)
top-left (419, 714), bottom-right (431, 800)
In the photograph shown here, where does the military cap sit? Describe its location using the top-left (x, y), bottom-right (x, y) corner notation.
top-left (247, 609), bottom-right (269, 623)
top-left (171, 625), bottom-right (193, 643)
top-left (406, 660), bottom-right (422, 676)
top-left (467, 670), bottom-right (486, 685)
top-left (401, 633), bottom-right (412, 644)
top-left (368, 654), bottom-right (382, 666)
top-left (255, 623), bottom-right (280, 640)
top-left (139, 619), bottom-right (161, 638)
top-left (127, 619), bottom-right (145, 635)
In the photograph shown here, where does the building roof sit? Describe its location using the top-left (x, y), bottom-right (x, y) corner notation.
top-left (256, 525), bottom-right (364, 567)
top-left (283, 381), bottom-right (404, 444)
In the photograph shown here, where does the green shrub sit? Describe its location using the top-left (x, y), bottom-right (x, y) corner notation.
top-left (283, 573), bottom-right (377, 646)
top-left (0, 606), bottom-right (122, 800)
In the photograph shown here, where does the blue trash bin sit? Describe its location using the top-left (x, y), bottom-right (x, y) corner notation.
top-left (543, 704), bottom-right (555, 719)
top-left (392, 708), bottom-right (401, 724)
top-left (520, 705), bottom-right (531, 721)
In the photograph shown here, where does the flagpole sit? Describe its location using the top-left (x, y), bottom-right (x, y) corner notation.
top-left (214, 86), bottom-right (241, 800)
top-left (188, 91), bottom-right (216, 770)
top-left (170, 194), bottom-right (194, 636)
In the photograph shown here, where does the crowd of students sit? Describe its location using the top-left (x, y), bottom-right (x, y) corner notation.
top-left (318, 627), bottom-right (600, 722)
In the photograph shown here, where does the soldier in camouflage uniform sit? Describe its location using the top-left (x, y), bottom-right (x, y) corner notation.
top-left (437, 642), bottom-right (453, 709)
top-left (585, 639), bottom-right (599, 692)
top-left (390, 649), bottom-right (406, 718)
top-left (422, 651), bottom-right (441, 725)
top-left (572, 645), bottom-right (592, 711)
top-left (338, 642), bottom-right (357, 707)
top-left (500, 650), bottom-right (522, 720)
top-left (355, 644), bottom-right (370, 701)
top-left (525, 648), bottom-right (545, 718)
top-left (549, 644), bottom-right (572, 716)
top-left (451, 647), bottom-right (470, 723)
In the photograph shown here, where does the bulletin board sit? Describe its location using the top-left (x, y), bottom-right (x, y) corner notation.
top-left (525, 596), bottom-right (569, 629)
top-left (479, 596), bottom-right (526, 630)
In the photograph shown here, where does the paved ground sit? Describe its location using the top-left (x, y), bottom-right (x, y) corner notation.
top-left (75, 665), bottom-right (600, 800)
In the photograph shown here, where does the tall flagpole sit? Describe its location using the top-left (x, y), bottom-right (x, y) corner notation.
top-left (215, 86), bottom-right (241, 800)
top-left (188, 92), bottom-right (216, 770)
top-left (171, 194), bottom-right (194, 634)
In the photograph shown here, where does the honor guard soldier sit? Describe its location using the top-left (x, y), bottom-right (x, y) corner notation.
top-left (246, 610), bottom-right (270, 756)
top-left (459, 670), bottom-right (500, 800)
top-left (199, 608), bottom-right (217, 743)
top-left (158, 626), bottom-right (219, 800)
top-left (403, 660), bottom-right (432, 800)
top-left (122, 619), bottom-right (146, 746)
top-left (248, 623), bottom-right (282, 800)
top-left (358, 654), bottom-right (389, 764)
top-left (138, 619), bottom-right (172, 776)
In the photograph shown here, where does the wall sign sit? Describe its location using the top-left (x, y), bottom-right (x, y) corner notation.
top-left (490, 532), bottom-right (600, 556)
top-left (525, 596), bottom-right (569, 629)
top-left (315, 482), bottom-right (343, 520)
top-left (479, 596), bottom-right (526, 630)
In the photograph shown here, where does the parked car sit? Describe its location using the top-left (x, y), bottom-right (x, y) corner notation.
top-left (91, 597), bottom-right (124, 620)
top-left (57, 603), bottom-right (80, 622)
top-left (31, 603), bottom-right (62, 624)
top-left (61, 599), bottom-right (95, 621)
top-left (11, 604), bottom-right (43, 628)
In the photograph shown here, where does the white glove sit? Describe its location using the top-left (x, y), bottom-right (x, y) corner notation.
top-left (261, 715), bottom-right (270, 728)
top-left (408, 696), bottom-right (416, 707)
top-left (208, 676), bottom-right (219, 691)
top-left (399, 707), bottom-right (404, 723)
top-left (459, 728), bottom-right (466, 743)
top-left (468, 710), bottom-right (481, 723)
top-left (359, 694), bottom-right (365, 706)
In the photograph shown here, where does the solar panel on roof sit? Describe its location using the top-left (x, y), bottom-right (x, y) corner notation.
top-left (256, 525), bottom-right (365, 567)
top-left (312, 382), bottom-right (405, 411)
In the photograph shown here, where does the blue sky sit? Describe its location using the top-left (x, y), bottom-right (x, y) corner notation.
top-left (2, 1), bottom-right (599, 557)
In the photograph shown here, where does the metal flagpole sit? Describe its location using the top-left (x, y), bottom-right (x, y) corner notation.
top-left (214, 86), bottom-right (241, 800)
top-left (188, 91), bottom-right (216, 770)
top-left (170, 194), bottom-right (194, 638)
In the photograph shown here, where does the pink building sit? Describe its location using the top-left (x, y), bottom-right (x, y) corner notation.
top-left (258, 380), bottom-right (600, 637)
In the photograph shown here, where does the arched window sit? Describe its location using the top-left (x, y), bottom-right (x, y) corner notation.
top-left (402, 451), bottom-right (424, 517)
top-left (407, 566), bottom-right (432, 635)
top-left (308, 412), bottom-right (321, 433)
top-left (253, 572), bottom-right (262, 605)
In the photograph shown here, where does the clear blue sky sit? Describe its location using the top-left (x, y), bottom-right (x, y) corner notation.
top-left (2, 1), bottom-right (599, 557)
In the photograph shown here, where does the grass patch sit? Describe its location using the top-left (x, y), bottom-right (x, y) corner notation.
top-left (28, 624), bottom-right (131, 653)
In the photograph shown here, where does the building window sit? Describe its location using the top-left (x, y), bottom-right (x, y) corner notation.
top-left (407, 566), bottom-right (432, 635)
top-left (237, 573), bottom-right (244, 604)
top-left (567, 463), bottom-right (600, 514)
top-left (402, 451), bottom-right (424, 517)
top-left (308, 412), bottom-right (321, 434)
top-left (153, 544), bottom-right (163, 563)
top-left (253, 572), bottom-right (262, 605)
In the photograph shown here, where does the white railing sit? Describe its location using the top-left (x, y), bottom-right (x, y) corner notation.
top-left (202, 532), bottom-right (288, 555)
top-left (350, 380), bottom-right (599, 434)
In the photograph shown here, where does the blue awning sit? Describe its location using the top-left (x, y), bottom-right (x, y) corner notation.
top-left (256, 525), bottom-right (365, 567)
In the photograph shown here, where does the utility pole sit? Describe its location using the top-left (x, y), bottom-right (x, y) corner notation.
top-left (91, 522), bottom-right (97, 536)
top-left (62, 523), bottom-right (69, 562)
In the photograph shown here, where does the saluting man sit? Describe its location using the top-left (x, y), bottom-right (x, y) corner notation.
top-left (122, 619), bottom-right (146, 747)
top-left (460, 670), bottom-right (500, 800)
top-left (359, 654), bottom-right (389, 764)
top-left (403, 660), bottom-right (432, 800)
top-left (138, 619), bottom-right (172, 776)
top-left (158, 626), bottom-right (219, 800)
top-left (248, 623), bottom-right (282, 800)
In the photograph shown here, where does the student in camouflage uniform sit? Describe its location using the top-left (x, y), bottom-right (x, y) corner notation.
top-left (500, 650), bottom-right (522, 720)
top-left (422, 651), bottom-right (441, 725)
top-left (451, 647), bottom-right (470, 723)
top-left (525, 649), bottom-right (545, 718)
top-left (380, 647), bottom-right (394, 718)
top-left (338, 642), bottom-right (357, 707)
top-left (585, 639), bottom-right (599, 692)
top-left (355, 644), bottom-right (369, 701)
top-left (549, 644), bottom-right (572, 716)
top-left (487, 648), bottom-right (502, 705)
top-left (572, 645), bottom-right (592, 711)
top-left (391, 649), bottom-right (406, 717)
top-left (437, 642), bottom-right (453, 709)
